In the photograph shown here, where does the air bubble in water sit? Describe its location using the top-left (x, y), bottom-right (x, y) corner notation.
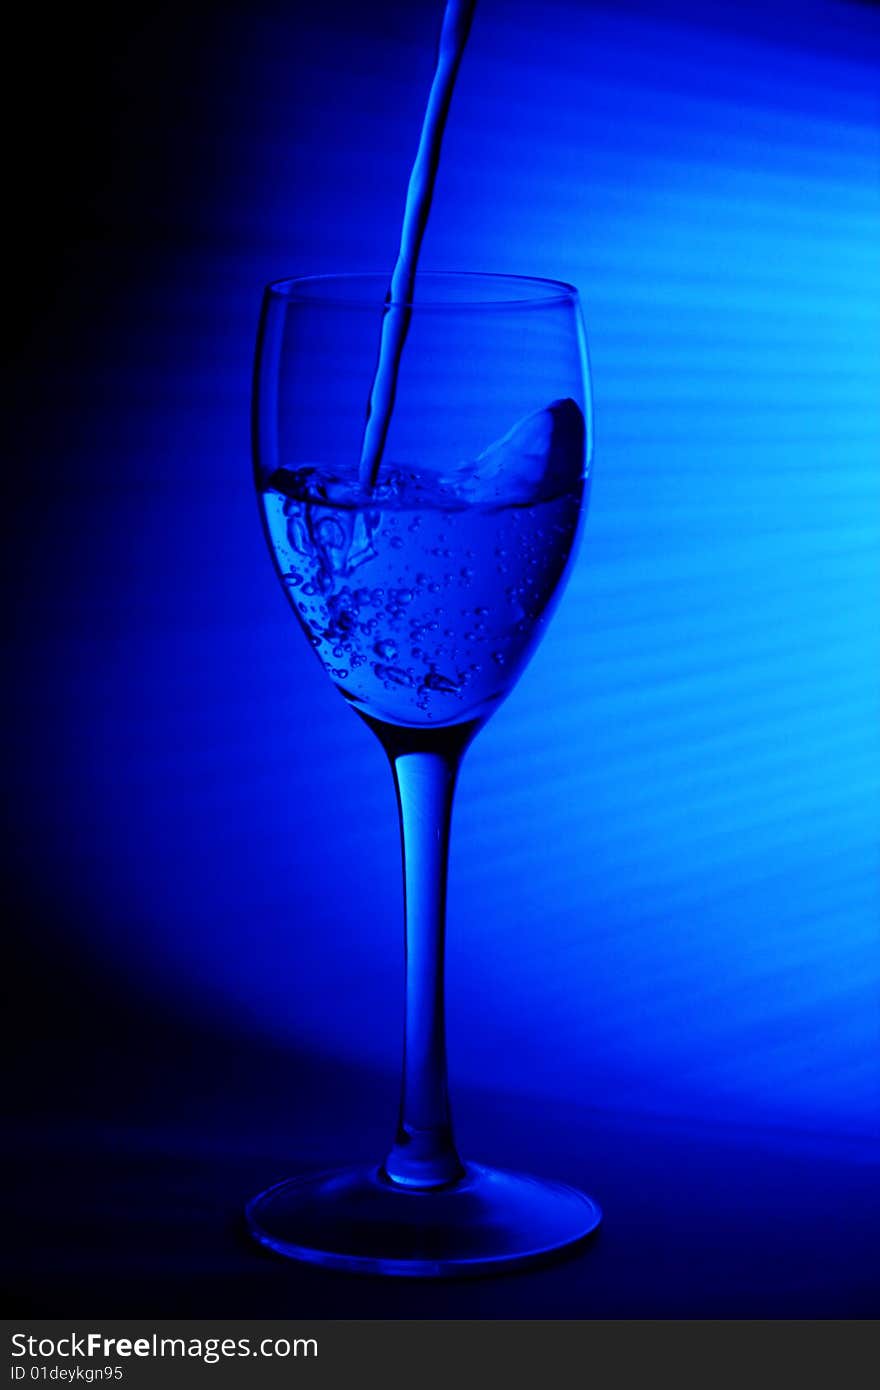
top-left (373, 638), bottom-right (399, 660)
top-left (315, 516), bottom-right (346, 549)
top-left (375, 664), bottom-right (414, 687)
top-left (422, 672), bottom-right (461, 695)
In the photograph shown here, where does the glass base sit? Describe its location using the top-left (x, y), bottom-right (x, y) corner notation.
top-left (246, 1162), bottom-right (602, 1278)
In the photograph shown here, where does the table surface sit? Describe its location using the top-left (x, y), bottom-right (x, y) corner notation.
top-left (5, 1001), bottom-right (878, 1319)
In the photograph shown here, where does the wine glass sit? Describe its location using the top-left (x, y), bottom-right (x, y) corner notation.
top-left (247, 271), bottom-right (600, 1276)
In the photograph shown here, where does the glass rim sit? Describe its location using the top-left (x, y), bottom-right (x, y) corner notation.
top-left (264, 271), bottom-right (579, 311)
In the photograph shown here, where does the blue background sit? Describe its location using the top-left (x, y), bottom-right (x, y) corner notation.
top-left (6, 0), bottom-right (879, 1315)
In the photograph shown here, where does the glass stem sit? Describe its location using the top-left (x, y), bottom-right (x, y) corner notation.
top-left (368, 719), bottom-right (478, 1189)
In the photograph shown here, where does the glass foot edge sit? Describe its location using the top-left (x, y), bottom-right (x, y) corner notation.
top-left (246, 1161), bottom-right (602, 1279)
